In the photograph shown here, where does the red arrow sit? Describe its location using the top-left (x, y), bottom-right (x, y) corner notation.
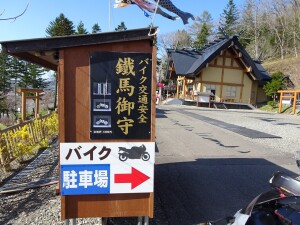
top-left (114, 167), bottom-right (150, 189)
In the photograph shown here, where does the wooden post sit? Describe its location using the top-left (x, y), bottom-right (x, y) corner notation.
top-left (183, 78), bottom-right (186, 98)
top-left (278, 91), bottom-right (283, 113)
top-left (22, 91), bottom-right (26, 122)
top-left (35, 92), bottom-right (40, 118)
top-left (0, 139), bottom-right (11, 172)
top-left (292, 91), bottom-right (297, 115)
top-left (176, 78), bottom-right (179, 99)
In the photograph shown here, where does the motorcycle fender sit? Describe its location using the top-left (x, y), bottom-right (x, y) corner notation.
top-left (230, 210), bottom-right (250, 225)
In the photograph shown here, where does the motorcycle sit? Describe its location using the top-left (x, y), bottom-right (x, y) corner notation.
top-left (201, 151), bottom-right (300, 225)
top-left (118, 144), bottom-right (150, 162)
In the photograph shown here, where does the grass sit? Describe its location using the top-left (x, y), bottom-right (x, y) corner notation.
top-left (0, 123), bottom-right (7, 130)
top-left (259, 104), bottom-right (296, 114)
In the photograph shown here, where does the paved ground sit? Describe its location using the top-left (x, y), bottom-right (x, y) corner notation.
top-left (1, 105), bottom-right (299, 225)
top-left (154, 105), bottom-right (299, 225)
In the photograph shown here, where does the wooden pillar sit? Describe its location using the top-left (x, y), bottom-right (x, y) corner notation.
top-left (35, 92), bottom-right (40, 118)
top-left (176, 79), bottom-right (179, 99)
top-left (292, 91), bottom-right (297, 115)
top-left (220, 54), bottom-right (225, 101)
top-left (183, 78), bottom-right (186, 98)
top-left (278, 91), bottom-right (283, 113)
top-left (240, 72), bottom-right (245, 102)
top-left (22, 91), bottom-right (26, 122)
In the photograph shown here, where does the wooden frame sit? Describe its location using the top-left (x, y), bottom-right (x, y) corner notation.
top-left (16, 88), bottom-right (43, 121)
top-left (278, 90), bottom-right (300, 115)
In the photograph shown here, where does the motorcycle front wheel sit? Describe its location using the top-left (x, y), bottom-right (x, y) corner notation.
top-left (142, 152), bottom-right (150, 161)
top-left (119, 154), bottom-right (128, 161)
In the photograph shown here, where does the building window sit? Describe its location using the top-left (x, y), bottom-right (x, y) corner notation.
top-left (226, 86), bottom-right (236, 98)
top-left (204, 84), bottom-right (216, 95)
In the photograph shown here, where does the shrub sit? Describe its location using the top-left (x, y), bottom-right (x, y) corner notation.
top-left (1, 112), bottom-right (58, 162)
top-left (267, 101), bottom-right (278, 108)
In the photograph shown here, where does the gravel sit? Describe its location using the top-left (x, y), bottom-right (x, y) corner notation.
top-left (181, 106), bottom-right (300, 154)
top-left (0, 106), bottom-right (299, 225)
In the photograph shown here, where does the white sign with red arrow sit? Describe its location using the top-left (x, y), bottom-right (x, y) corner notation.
top-left (60, 142), bottom-right (155, 195)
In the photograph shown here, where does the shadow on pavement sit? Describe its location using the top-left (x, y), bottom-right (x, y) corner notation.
top-left (154, 158), bottom-right (298, 225)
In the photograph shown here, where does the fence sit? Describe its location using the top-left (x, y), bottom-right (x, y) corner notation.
top-left (0, 112), bottom-right (58, 172)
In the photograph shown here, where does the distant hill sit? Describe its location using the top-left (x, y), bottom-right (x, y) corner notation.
top-left (263, 57), bottom-right (300, 89)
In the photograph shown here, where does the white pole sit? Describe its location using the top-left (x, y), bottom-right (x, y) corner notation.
top-left (108, 0), bottom-right (111, 31)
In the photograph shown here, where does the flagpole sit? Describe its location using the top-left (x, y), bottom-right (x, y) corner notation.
top-left (108, 0), bottom-right (111, 31)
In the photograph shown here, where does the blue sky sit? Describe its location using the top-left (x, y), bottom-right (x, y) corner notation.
top-left (0, 0), bottom-right (244, 42)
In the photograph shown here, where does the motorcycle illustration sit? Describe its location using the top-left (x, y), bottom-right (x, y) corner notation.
top-left (201, 151), bottom-right (300, 225)
top-left (118, 144), bottom-right (150, 162)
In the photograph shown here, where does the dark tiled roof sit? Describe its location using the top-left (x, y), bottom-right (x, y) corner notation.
top-left (168, 35), bottom-right (271, 81)
top-left (170, 49), bottom-right (202, 75)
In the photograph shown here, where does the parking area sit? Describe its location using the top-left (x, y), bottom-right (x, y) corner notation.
top-left (154, 105), bottom-right (300, 224)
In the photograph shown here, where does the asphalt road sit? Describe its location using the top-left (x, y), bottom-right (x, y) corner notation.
top-left (153, 105), bottom-right (299, 225)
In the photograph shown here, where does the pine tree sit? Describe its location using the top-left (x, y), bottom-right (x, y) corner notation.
top-left (45, 13), bottom-right (76, 109)
top-left (0, 53), bottom-right (12, 94)
top-left (16, 61), bottom-right (48, 89)
top-left (92, 23), bottom-right (101, 33)
top-left (193, 23), bottom-right (209, 49)
top-left (45, 13), bottom-right (75, 37)
top-left (218, 0), bottom-right (240, 37)
top-left (115, 22), bottom-right (127, 31)
top-left (76, 21), bottom-right (88, 34)
top-left (18, 61), bottom-right (31, 88)
top-left (27, 63), bottom-right (49, 89)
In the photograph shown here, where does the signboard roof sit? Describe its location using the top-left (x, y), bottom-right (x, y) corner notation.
top-left (0, 28), bottom-right (157, 71)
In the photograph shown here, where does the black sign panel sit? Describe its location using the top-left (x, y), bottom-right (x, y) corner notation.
top-left (90, 52), bottom-right (152, 140)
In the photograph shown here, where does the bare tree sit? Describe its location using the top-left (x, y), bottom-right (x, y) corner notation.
top-left (262, 0), bottom-right (290, 59)
top-left (240, 0), bottom-right (270, 59)
top-left (289, 0), bottom-right (300, 57)
top-left (188, 11), bottom-right (215, 40)
top-left (0, 3), bottom-right (29, 21)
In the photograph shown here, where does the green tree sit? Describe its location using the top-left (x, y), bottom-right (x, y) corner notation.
top-left (92, 23), bottom-right (101, 33)
top-left (0, 52), bottom-right (12, 94)
top-left (45, 13), bottom-right (75, 37)
top-left (193, 23), bottom-right (209, 49)
top-left (263, 71), bottom-right (285, 101)
top-left (76, 20), bottom-right (88, 34)
top-left (218, 0), bottom-right (240, 37)
top-left (27, 63), bottom-right (49, 89)
top-left (18, 61), bottom-right (32, 88)
top-left (0, 53), bottom-right (12, 116)
top-left (188, 11), bottom-right (214, 39)
top-left (45, 13), bottom-right (76, 109)
top-left (115, 22), bottom-right (127, 31)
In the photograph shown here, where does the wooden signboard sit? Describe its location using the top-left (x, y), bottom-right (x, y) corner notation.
top-left (58, 37), bottom-right (156, 220)
top-left (89, 52), bottom-right (152, 140)
top-left (0, 28), bottom-right (157, 221)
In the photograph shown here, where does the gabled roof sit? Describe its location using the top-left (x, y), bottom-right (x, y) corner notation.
top-left (168, 35), bottom-right (271, 81)
top-left (0, 28), bottom-right (157, 71)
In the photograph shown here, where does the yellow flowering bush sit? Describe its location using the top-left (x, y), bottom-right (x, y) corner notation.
top-left (3, 112), bottom-right (58, 162)
top-left (11, 125), bottom-right (34, 161)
